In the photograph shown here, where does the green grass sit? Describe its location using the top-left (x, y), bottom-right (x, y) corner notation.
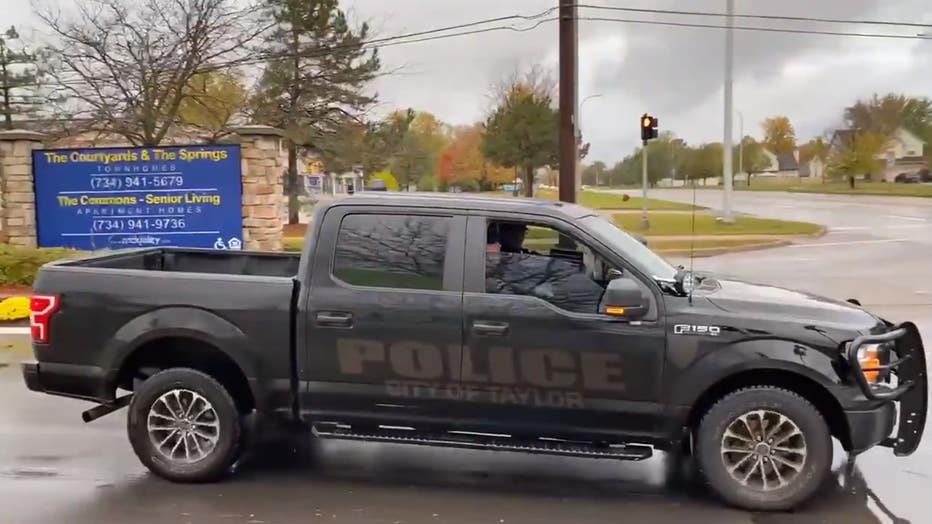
top-left (612, 212), bottom-right (822, 236)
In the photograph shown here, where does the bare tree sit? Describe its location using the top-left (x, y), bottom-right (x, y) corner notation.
top-left (37, 0), bottom-right (266, 145)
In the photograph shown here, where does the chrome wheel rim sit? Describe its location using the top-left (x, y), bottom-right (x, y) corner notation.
top-left (147, 389), bottom-right (220, 464)
top-left (720, 410), bottom-right (807, 492)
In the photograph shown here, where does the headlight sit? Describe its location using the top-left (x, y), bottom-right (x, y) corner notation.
top-left (857, 343), bottom-right (883, 384)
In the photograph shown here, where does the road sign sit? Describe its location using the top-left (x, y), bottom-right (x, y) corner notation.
top-left (33, 145), bottom-right (243, 250)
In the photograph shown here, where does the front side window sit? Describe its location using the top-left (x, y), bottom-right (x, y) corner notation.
top-left (485, 220), bottom-right (615, 314)
top-left (333, 214), bottom-right (449, 290)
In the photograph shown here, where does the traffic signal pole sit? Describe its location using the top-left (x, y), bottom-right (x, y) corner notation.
top-left (641, 146), bottom-right (650, 230)
top-left (639, 114), bottom-right (658, 230)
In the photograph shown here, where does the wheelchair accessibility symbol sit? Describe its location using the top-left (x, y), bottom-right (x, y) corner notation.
top-left (213, 237), bottom-right (242, 250)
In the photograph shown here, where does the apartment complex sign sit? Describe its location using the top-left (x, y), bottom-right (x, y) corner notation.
top-left (33, 145), bottom-right (243, 250)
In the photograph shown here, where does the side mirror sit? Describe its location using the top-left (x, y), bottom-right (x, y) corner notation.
top-left (602, 277), bottom-right (649, 319)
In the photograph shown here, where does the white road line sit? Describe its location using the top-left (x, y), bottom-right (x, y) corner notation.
top-left (833, 224), bottom-right (928, 231)
top-left (789, 238), bottom-right (909, 249)
top-left (884, 215), bottom-right (928, 222)
top-left (0, 327), bottom-right (30, 336)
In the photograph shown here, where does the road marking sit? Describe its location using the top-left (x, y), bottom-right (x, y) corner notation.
top-left (833, 224), bottom-right (927, 231)
top-left (884, 215), bottom-right (928, 222)
top-left (788, 238), bottom-right (909, 249)
top-left (0, 327), bottom-right (29, 336)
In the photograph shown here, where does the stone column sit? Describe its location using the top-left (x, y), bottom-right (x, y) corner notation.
top-left (0, 130), bottom-right (45, 247)
top-left (235, 126), bottom-right (286, 251)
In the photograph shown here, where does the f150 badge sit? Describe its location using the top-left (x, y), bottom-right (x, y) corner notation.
top-left (674, 324), bottom-right (721, 336)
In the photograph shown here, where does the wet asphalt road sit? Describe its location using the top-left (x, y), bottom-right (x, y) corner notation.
top-left (1, 190), bottom-right (931, 524)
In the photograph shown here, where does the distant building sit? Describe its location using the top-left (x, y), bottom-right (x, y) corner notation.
top-left (829, 127), bottom-right (927, 182)
top-left (759, 149), bottom-right (800, 177)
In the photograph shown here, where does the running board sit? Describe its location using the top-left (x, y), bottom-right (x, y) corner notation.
top-left (311, 423), bottom-right (653, 461)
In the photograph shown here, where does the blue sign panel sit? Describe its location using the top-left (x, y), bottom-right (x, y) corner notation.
top-left (34, 145), bottom-right (243, 250)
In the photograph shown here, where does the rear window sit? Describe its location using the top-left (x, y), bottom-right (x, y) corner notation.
top-left (333, 214), bottom-right (449, 290)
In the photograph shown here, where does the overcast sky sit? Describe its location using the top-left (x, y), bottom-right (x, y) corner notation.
top-left (8, 0), bottom-right (932, 163)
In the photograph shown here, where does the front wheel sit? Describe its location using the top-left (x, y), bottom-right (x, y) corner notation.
top-left (695, 387), bottom-right (832, 511)
top-left (127, 368), bottom-right (242, 482)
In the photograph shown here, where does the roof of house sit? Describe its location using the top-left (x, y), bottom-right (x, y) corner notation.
top-left (776, 152), bottom-right (799, 171)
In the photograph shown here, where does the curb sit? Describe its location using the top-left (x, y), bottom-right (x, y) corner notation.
top-left (0, 326), bottom-right (30, 336)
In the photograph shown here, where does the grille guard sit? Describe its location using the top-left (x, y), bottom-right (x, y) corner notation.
top-left (847, 322), bottom-right (927, 456)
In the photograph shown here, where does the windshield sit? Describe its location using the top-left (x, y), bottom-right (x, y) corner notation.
top-left (580, 215), bottom-right (678, 281)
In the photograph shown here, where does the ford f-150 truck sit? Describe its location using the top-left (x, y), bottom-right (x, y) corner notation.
top-left (22, 193), bottom-right (927, 511)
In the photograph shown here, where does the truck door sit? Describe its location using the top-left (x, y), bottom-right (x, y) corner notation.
top-left (302, 206), bottom-right (466, 425)
top-left (458, 215), bottom-right (667, 440)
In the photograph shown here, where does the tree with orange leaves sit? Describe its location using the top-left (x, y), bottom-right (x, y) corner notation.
top-left (437, 124), bottom-right (513, 190)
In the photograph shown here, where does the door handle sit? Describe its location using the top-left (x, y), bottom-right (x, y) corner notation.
top-left (315, 311), bottom-right (354, 328)
top-left (472, 320), bottom-right (509, 337)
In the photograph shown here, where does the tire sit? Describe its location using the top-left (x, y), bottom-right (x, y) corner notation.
top-left (695, 387), bottom-right (831, 511)
top-left (127, 368), bottom-right (242, 483)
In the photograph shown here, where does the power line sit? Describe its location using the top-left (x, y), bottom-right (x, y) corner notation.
top-left (576, 4), bottom-right (932, 29)
top-left (579, 16), bottom-right (932, 40)
top-left (227, 16), bottom-right (557, 69)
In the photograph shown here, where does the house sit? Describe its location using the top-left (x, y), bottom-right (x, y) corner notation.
top-left (758, 149), bottom-right (800, 177)
top-left (830, 127), bottom-right (927, 182)
top-left (798, 157), bottom-right (825, 179)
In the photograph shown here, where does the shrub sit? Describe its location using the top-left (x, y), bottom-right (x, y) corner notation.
top-left (0, 245), bottom-right (81, 286)
top-left (283, 238), bottom-right (304, 253)
top-left (0, 296), bottom-right (30, 320)
top-left (370, 171), bottom-right (400, 191)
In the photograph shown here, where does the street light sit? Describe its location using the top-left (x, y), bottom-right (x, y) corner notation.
top-left (737, 110), bottom-right (744, 180)
top-left (721, 0), bottom-right (735, 223)
top-left (577, 94), bottom-right (603, 187)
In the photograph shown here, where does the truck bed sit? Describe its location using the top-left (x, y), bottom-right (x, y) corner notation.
top-left (58, 248), bottom-right (300, 278)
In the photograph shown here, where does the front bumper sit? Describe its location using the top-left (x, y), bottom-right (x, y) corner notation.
top-left (846, 322), bottom-right (927, 456)
top-left (844, 402), bottom-right (896, 454)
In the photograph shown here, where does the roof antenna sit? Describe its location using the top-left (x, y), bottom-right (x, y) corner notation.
top-left (688, 178), bottom-right (697, 305)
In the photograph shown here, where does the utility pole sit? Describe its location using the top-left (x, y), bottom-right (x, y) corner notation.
top-left (721, 0), bottom-right (735, 222)
top-left (558, 0), bottom-right (578, 203)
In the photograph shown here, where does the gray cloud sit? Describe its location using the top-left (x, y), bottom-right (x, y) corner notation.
top-left (9, 0), bottom-right (932, 163)
top-left (352, 0), bottom-right (932, 162)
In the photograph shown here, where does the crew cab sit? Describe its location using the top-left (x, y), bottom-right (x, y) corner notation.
top-left (22, 193), bottom-right (927, 511)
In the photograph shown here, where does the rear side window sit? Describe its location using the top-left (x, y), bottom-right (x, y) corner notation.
top-left (333, 214), bottom-right (449, 290)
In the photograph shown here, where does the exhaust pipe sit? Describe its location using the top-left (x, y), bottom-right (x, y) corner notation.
top-left (82, 394), bottom-right (132, 423)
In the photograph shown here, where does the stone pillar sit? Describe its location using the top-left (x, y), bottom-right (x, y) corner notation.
top-left (0, 130), bottom-right (45, 247)
top-left (235, 126), bottom-right (286, 251)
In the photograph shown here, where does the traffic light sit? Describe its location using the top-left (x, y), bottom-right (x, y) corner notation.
top-left (640, 113), bottom-right (659, 143)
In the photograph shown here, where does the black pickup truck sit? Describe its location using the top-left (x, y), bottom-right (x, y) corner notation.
top-left (22, 193), bottom-right (927, 510)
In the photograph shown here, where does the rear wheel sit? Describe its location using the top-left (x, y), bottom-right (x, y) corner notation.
top-left (127, 368), bottom-right (242, 482)
top-left (695, 387), bottom-right (831, 511)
